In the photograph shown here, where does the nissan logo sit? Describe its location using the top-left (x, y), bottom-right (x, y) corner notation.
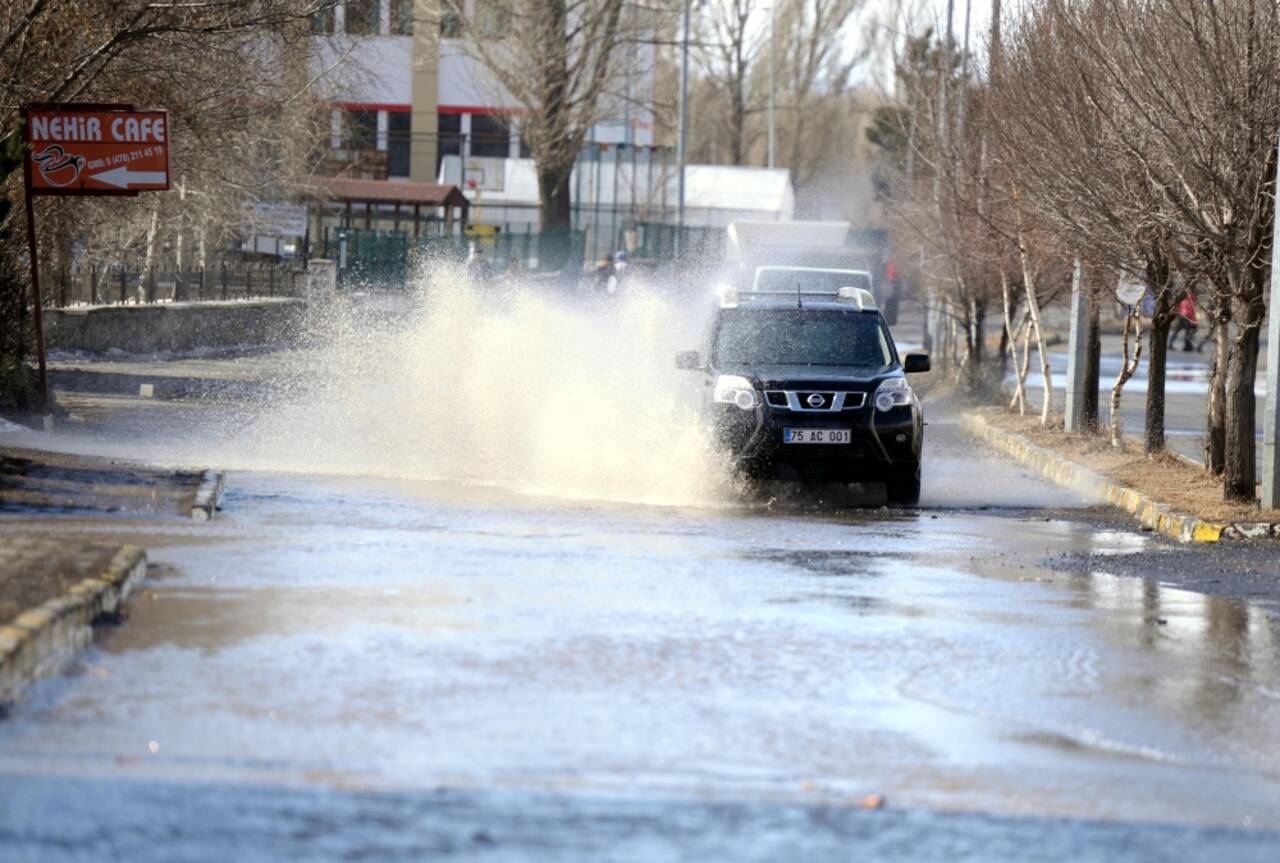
top-left (807, 393), bottom-right (826, 408)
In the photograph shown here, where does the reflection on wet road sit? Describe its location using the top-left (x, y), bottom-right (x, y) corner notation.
top-left (1, 424), bottom-right (1278, 860)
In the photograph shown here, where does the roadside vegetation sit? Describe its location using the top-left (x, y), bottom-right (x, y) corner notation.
top-left (0, 0), bottom-right (332, 412)
top-left (870, 0), bottom-right (1280, 505)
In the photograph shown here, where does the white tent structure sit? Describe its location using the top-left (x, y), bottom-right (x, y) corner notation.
top-left (438, 154), bottom-right (794, 257)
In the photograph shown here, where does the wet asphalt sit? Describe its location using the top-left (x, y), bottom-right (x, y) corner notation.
top-left (1, 413), bottom-right (1279, 860)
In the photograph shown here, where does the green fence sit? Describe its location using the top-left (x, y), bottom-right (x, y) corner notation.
top-left (320, 225), bottom-right (602, 288)
top-left (417, 228), bottom-right (587, 274)
top-left (634, 222), bottom-right (726, 263)
top-left (320, 228), bottom-right (411, 288)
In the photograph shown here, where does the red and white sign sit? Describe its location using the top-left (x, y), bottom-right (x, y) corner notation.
top-left (23, 106), bottom-right (170, 195)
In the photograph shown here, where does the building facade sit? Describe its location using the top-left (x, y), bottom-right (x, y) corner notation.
top-left (310, 1), bottom-right (657, 184)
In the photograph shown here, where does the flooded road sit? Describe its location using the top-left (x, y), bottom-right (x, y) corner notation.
top-left (1, 423), bottom-right (1278, 860)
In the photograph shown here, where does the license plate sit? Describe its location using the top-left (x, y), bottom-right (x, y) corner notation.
top-left (784, 428), bottom-right (851, 444)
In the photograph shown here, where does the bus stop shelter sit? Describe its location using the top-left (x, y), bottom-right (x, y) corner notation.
top-left (309, 176), bottom-right (470, 237)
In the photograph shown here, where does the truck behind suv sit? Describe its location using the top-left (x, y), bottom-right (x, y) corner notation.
top-left (676, 276), bottom-right (929, 504)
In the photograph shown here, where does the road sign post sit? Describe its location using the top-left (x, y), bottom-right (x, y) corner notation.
top-left (19, 103), bottom-right (171, 409)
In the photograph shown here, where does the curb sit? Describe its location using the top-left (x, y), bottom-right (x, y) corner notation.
top-left (0, 545), bottom-right (147, 707)
top-left (190, 469), bottom-right (225, 521)
top-left (959, 413), bottom-right (1229, 544)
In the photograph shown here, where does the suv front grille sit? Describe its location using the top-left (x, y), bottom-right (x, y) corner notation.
top-left (764, 391), bottom-right (867, 412)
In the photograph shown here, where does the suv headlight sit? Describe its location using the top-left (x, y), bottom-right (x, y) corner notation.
top-left (874, 377), bottom-right (913, 412)
top-left (713, 374), bottom-right (759, 410)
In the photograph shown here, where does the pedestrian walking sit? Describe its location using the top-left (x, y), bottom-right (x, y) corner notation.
top-left (1168, 290), bottom-right (1199, 352)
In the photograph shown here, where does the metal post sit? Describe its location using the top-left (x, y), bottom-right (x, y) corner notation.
top-left (1261, 124), bottom-right (1280, 506)
top-left (593, 139), bottom-right (602, 260)
top-left (611, 143), bottom-right (621, 253)
top-left (767, 2), bottom-right (776, 169)
top-left (675, 0), bottom-right (691, 257)
top-left (22, 187), bottom-right (49, 410)
top-left (1064, 257), bottom-right (1089, 433)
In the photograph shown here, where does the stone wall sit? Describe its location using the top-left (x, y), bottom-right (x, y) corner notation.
top-left (44, 298), bottom-right (307, 355)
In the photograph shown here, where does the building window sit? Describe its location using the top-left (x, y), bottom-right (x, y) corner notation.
top-left (438, 113), bottom-right (462, 175)
top-left (312, 4), bottom-right (336, 34)
top-left (440, 9), bottom-right (464, 38)
top-left (344, 109), bottom-right (379, 151)
top-left (470, 114), bottom-right (510, 158)
top-left (387, 112), bottom-right (411, 177)
top-left (390, 0), bottom-right (413, 35)
top-left (343, 0), bottom-right (380, 36)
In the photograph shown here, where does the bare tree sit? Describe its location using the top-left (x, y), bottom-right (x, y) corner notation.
top-left (1048, 0), bottom-right (1280, 500)
top-left (0, 1), bottom-right (333, 407)
top-left (773, 0), bottom-right (865, 188)
top-left (694, 0), bottom-right (766, 167)
top-left (439, 0), bottom-right (629, 231)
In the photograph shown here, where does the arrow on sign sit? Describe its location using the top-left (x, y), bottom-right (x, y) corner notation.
top-left (91, 167), bottom-right (167, 189)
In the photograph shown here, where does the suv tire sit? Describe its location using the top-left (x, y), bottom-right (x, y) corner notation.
top-left (885, 467), bottom-right (921, 506)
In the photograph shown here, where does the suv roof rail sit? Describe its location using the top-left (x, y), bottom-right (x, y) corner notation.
top-left (718, 285), bottom-right (878, 311)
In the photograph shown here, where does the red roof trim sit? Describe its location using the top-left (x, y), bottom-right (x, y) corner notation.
top-left (437, 104), bottom-right (525, 116)
top-left (310, 176), bottom-right (470, 209)
top-left (334, 102), bottom-right (411, 113)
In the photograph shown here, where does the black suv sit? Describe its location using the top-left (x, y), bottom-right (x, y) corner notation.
top-left (675, 285), bottom-right (930, 504)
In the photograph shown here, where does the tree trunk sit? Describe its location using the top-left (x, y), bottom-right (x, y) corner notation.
top-left (1082, 287), bottom-right (1100, 433)
top-left (1017, 238), bottom-right (1052, 426)
top-left (1205, 295), bottom-right (1229, 475)
top-left (973, 296), bottom-right (986, 365)
top-left (538, 165), bottom-right (573, 232)
top-left (1144, 258), bottom-right (1172, 454)
top-left (1224, 272), bottom-right (1265, 502)
top-left (1111, 309), bottom-right (1142, 449)
top-left (140, 204), bottom-right (160, 303)
top-left (729, 76), bottom-right (745, 166)
top-left (972, 297), bottom-right (987, 390)
top-left (1001, 269), bottom-right (1026, 413)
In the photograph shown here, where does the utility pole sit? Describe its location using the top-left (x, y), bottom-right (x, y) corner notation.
top-left (1064, 257), bottom-right (1089, 433)
top-left (676, 0), bottom-right (691, 256)
top-left (1261, 121), bottom-right (1280, 507)
top-left (767, 2), bottom-right (776, 169)
top-left (933, 0), bottom-right (954, 207)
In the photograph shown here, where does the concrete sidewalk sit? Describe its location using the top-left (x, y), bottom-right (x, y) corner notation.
top-left (0, 445), bottom-right (224, 706)
top-left (0, 446), bottom-right (222, 520)
top-left (0, 539), bottom-right (147, 706)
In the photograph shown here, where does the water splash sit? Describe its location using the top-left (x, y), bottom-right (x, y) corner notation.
top-left (231, 265), bottom-right (734, 507)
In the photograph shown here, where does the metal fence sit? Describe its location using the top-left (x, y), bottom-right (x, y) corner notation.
top-left (418, 228), bottom-right (587, 273)
top-left (43, 261), bottom-right (301, 308)
top-left (318, 226), bottom-right (589, 288)
top-left (318, 228), bottom-right (412, 288)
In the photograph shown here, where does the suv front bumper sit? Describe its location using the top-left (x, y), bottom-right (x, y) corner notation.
top-left (709, 402), bottom-right (920, 483)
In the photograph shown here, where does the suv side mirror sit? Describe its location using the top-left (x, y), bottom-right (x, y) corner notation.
top-left (675, 350), bottom-right (702, 371)
top-left (903, 353), bottom-right (931, 374)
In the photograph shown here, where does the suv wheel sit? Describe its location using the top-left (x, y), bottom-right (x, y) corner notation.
top-left (885, 467), bottom-right (921, 506)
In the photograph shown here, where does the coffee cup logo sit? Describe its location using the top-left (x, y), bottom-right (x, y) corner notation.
top-left (33, 145), bottom-right (85, 188)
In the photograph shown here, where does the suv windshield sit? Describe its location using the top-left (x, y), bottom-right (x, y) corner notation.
top-left (714, 309), bottom-right (893, 368)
